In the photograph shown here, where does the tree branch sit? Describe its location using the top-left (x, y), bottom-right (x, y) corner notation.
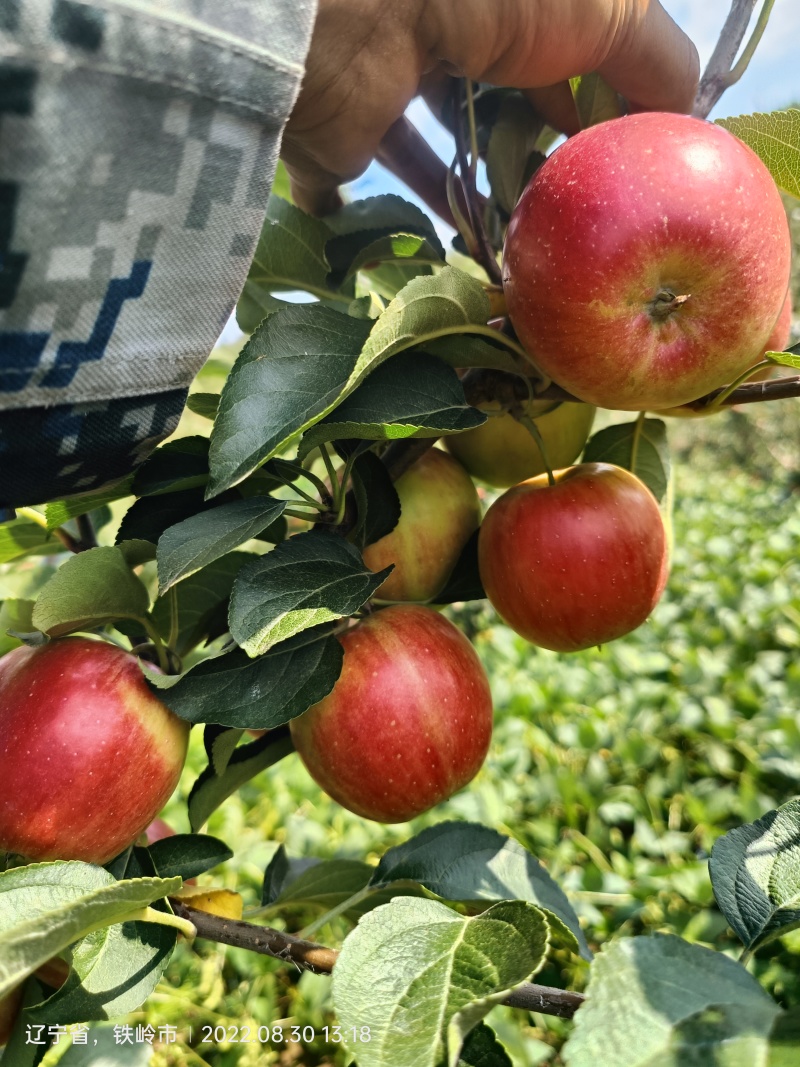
top-left (376, 117), bottom-right (485, 231)
top-left (169, 901), bottom-right (338, 974)
top-left (693, 0), bottom-right (759, 118)
top-left (169, 900), bottom-right (586, 1018)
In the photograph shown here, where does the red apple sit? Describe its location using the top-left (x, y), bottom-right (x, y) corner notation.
top-left (445, 399), bottom-right (596, 487)
top-left (478, 463), bottom-right (669, 652)
top-left (0, 638), bottom-right (190, 864)
top-left (289, 605), bottom-right (493, 822)
top-left (503, 112), bottom-right (792, 411)
top-left (362, 447), bottom-right (481, 602)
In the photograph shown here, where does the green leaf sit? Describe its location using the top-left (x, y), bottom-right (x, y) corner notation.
top-left (186, 392), bottom-right (220, 420)
top-left (371, 822), bottom-right (590, 960)
top-left (332, 897), bottom-right (549, 1067)
top-left (716, 110), bottom-right (800, 199)
top-left (50, 1024), bottom-right (152, 1065)
top-left (208, 306), bottom-right (372, 494)
top-left (356, 266), bottom-right (492, 378)
top-left (24, 918), bottom-right (175, 1028)
top-left (228, 531), bottom-right (389, 656)
top-left (570, 73), bottom-right (623, 129)
top-left (582, 419), bottom-right (670, 502)
top-left (44, 479), bottom-right (134, 530)
top-left (325, 195), bottom-right (444, 287)
top-left (146, 834), bottom-right (232, 880)
top-left (203, 723), bottom-right (245, 776)
top-left (187, 728), bottom-right (294, 832)
top-left (31, 547), bottom-right (150, 637)
top-left (151, 552), bottom-right (251, 656)
top-left (0, 862), bottom-right (181, 1000)
top-left (350, 451), bottom-right (401, 550)
top-left (0, 518), bottom-right (61, 564)
top-left (420, 334), bottom-right (526, 375)
top-left (367, 259), bottom-right (435, 302)
top-left (117, 539), bottom-right (157, 567)
top-left (132, 436), bottom-right (210, 497)
top-left (433, 530), bottom-right (485, 605)
top-left (0, 599), bottom-right (35, 655)
top-left (116, 489), bottom-right (211, 546)
top-left (709, 798), bottom-right (800, 955)
top-left (563, 935), bottom-right (781, 1067)
top-left (159, 628), bottom-right (343, 728)
top-left (270, 859), bottom-right (374, 911)
top-left (766, 350), bottom-right (800, 369)
top-left (156, 496), bottom-right (286, 592)
top-left (298, 352), bottom-right (485, 457)
top-left (262, 845), bottom-right (291, 906)
top-left (486, 93), bottom-right (545, 215)
top-left (457, 1023), bottom-right (513, 1067)
top-left (237, 195), bottom-right (340, 334)
top-left (326, 194), bottom-right (443, 241)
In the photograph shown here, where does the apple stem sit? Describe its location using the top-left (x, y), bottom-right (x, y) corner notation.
top-left (167, 586), bottom-right (180, 652)
top-left (142, 619), bottom-right (172, 674)
top-left (126, 905), bottom-right (197, 940)
top-left (16, 507), bottom-right (81, 554)
top-left (630, 412), bottom-right (646, 476)
top-left (647, 290), bottom-right (691, 323)
top-left (517, 412), bottom-right (556, 486)
top-left (704, 359), bottom-right (774, 411)
top-left (334, 453), bottom-right (357, 525)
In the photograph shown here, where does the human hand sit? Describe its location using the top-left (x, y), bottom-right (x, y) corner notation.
top-left (281, 0), bottom-right (700, 215)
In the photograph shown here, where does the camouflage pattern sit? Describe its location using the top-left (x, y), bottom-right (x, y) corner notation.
top-left (0, 0), bottom-right (316, 504)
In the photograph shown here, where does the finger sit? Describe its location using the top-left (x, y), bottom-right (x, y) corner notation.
top-left (597, 2), bottom-right (699, 115)
top-left (281, 149), bottom-right (344, 217)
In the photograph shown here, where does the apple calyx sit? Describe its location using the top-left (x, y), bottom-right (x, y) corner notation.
top-left (647, 289), bottom-right (691, 323)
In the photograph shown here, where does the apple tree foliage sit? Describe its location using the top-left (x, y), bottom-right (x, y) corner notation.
top-left (4, 47), bottom-right (800, 1067)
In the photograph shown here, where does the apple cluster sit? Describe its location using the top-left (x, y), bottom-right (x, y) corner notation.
top-left (0, 113), bottom-right (791, 866)
top-left (292, 113), bottom-right (792, 824)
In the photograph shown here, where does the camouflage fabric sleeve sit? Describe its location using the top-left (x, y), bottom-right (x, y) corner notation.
top-left (0, 0), bottom-right (317, 507)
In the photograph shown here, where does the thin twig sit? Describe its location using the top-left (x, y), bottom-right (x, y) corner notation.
top-left (75, 514), bottom-right (98, 551)
top-left (452, 82), bottom-right (503, 285)
top-left (168, 901), bottom-right (586, 1018)
top-left (693, 0), bottom-right (758, 118)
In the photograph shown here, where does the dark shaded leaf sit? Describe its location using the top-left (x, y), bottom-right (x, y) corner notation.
top-left (298, 352), bottom-right (485, 457)
top-left (262, 845), bottom-right (291, 906)
top-left (433, 529), bottom-right (486, 604)
top-left (146, 834), bottom-right (233, 881)
top-left (157, 496), bottom-right (286, 592)
top-left (158, 627), bottom-right (343, 728)
top-left (372, 822), bottom-right (589, 959)
top-left (710, 798), bottom-right (800, 955)
top-left (582, 419), bottom-right (670, 501)
top-left (228, 531), bottom-right (389, 655)
top-left (151, 552), bottom-right (251, 656)
top-left (208, 306), bottom-right (372, 495)
top-left (350, 451), bottom-right (401, 550)
top-left (187, 728), bottom-right (294, 832)
top-left (132, 436), bottom-right (209, 497)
